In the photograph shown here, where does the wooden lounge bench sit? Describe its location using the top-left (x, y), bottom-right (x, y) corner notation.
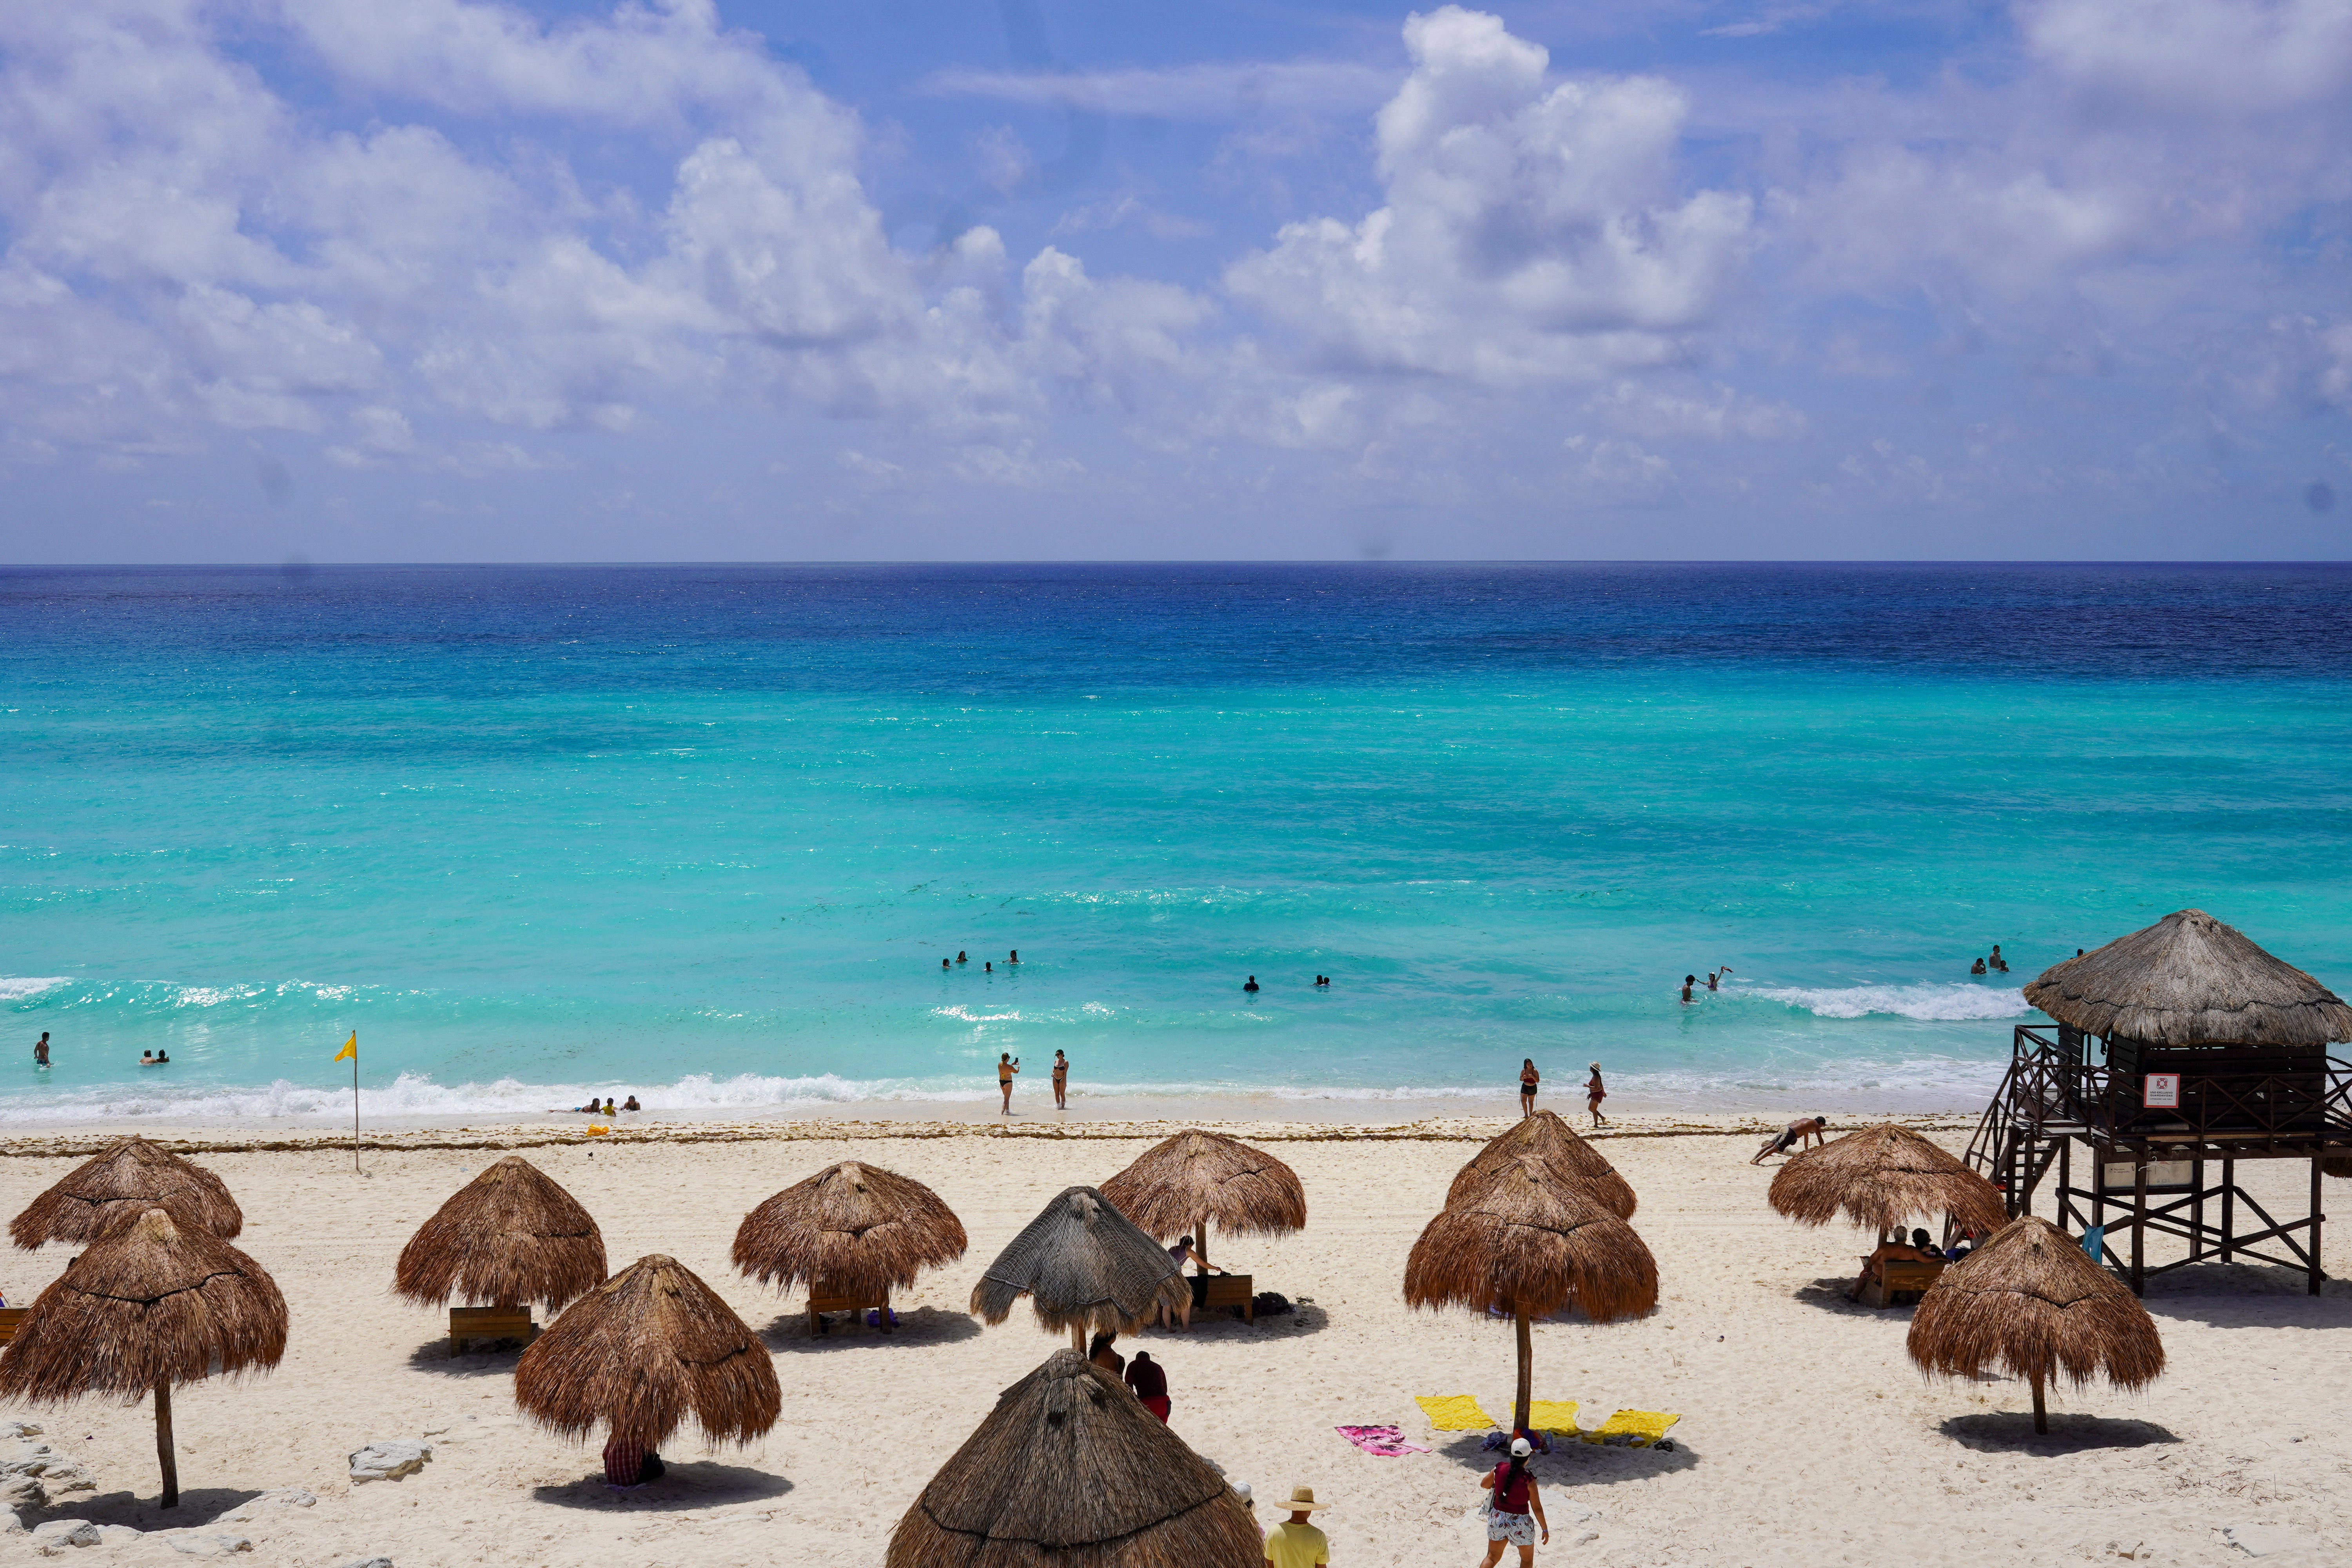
top-left (449, 1305), bottom-right (536, 1356)
top-left (808, 1281), bottom-right (891, 1334)
top-left (1858, 1258), bottom-right (1944, 1308)
top-left (0, 1308), bottom-right (26, 1346)
top-left (1198, 1273), bottom-right (1255, 1323)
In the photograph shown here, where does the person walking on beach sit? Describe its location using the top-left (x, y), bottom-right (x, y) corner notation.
top-left (997, 1053), bottom-right (1020, 1114)
top-left (1476, 1437), bottom-right (1549, 1566)
top-left (33, 1032), bottom-right (49, 1067)
top-left (1052, 1050), bottom-right (1069, 1110)
top-left (1518, 1059), bottom-right (1540, 1119)
top-left (1584, 1063), bottom-right (1608, 1127)
top-left (1263, 1487), bottom-right (1330, 1568)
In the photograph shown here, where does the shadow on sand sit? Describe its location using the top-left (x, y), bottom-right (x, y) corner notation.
top-left (24, 1487), bottom-right (264, 1531)
top-left (1938, 1412), bottom-right (2180, 1453)
top-left (760, 1304), bottom-right (982, 1353)
top-left (1433, 1430), bottom-right (1697, 1484)
top-left (2135, 1262), bottom-right (2352, 1327)
top-left (1137, 1302), bottom-right (1332, 1340)
top-left (405, 1335), bottom-right (533, 1377)
top-left (532, 1460), bottom-right (793, 1511)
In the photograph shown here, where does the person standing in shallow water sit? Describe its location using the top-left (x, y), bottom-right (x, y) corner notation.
top-left (1243, 975), bottom-right (1260, 994)
top-left (1051, 1050), bottom-right (1069, 1111)
top-left (1680, 975), bottom-right (1695, 1005)
top-left (1518, 1059), bottom-right (1539, 1119)
top-left (1584, 1063), bottom-right (1609, 1128)
top-left (33, 1032), bottom-right (51, 1067)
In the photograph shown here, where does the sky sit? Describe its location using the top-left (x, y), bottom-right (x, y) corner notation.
top-left (0, 0), bottom-right (2348, 562)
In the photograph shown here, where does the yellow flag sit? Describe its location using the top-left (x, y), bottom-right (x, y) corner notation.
top-left (333, 1033), bottom-right (357, 1063)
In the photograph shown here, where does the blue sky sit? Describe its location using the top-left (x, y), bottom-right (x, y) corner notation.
top-left (0, 0), bottom-right (2347, 561)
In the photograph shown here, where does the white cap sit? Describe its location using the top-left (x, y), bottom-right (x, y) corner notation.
top-left (1231, 1481), bottom-right (1253, 1505)
top-left (1509, 1437), bottom-right (1534, 1457)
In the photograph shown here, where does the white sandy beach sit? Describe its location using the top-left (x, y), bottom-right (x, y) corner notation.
top-left (2, 1112), bottom-right (2346, 1568)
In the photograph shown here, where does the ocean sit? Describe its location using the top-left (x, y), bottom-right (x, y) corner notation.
top-left (4, 562), bottom-right (2349, 1126)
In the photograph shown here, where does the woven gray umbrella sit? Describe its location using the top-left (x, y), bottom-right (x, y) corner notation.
top-left (971, 1187), bottom-right (1190, 1350)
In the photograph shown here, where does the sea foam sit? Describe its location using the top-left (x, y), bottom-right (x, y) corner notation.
top-left (1745, 982), bottom-right (2028, 1022)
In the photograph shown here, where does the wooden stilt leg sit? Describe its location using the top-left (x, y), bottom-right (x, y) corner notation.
top-left (155, 1379), bottom-right (178, 1509)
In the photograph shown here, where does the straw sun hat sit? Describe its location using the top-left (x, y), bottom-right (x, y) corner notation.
top-left (1283, 1485), bottom-right (1330, 1511)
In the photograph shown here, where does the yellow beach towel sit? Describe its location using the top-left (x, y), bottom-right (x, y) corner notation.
top-left (1525, 1400), bottom-right (1581, 1435)
top-left (1414, 1395), bottom-right (1497, 1431)
top-left (1581, 1410), bottom-right (1680, 1448)
top-left (585, 1125), bottom-right (610, 1136)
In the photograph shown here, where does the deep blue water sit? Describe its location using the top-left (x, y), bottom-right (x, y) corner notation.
top-left (4, 562), bottom-right (2349, 1122)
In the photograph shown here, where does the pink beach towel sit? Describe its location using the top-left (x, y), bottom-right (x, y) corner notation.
top-left (1336, 1425), bottom-right (1430, 1457)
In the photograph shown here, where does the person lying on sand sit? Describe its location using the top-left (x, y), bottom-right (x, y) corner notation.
top-left (1750, 1115), bottom-right (1829, 1164)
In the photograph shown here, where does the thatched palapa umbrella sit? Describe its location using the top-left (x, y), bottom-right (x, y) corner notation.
top-left (2023, 908), bottom-right (2352, 1047)
top-left (888, 1349), bottom-right (1259, 1568)
top-left (971, 1187), bottom-right (1190, 1350)
top-left (733, 1160), bottom-right (967, 1315)
top-left (1405, 1154), bottom-right (1657, 1434)
top-left (1768, 1123), bottom-right (2007, 1240)
top-left (1099, 1129), bottom-right (1306, 1270)
top-left (0, 1206), bottom-right (287, 1508)
top-left (10, 1136), bottom-right (243, 1249)
top-left (1446, 1109), bottom-right (1637, 1219)
top-left (514, 1256), bottom-right (780, 1469)
top-left (394, 1156), bottom-right (606, 1314)
top-left (1909, 1216), bottom-right (2164, 1434)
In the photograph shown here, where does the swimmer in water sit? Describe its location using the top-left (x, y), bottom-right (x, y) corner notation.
top-left (140, 1051), bottom-right (155, 1065)
top-left (34, 1033), bottom-right (50, 1067)
top-left (943, 958), bottom-right (951, 970)
top-left (958, 950), bottom-right (968, 964)
top-left (1681, 975), bottom-right (1695, 1005)
top-left (1008, 949), bottom-right (1020, 965)
top-left (1971, 956), bottom-right (1988, 975)
top-left (1243, 975), bottom-right (1259, 994)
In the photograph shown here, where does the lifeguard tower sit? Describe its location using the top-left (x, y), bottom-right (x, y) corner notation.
top-left (1965, 909), bottom-right (2352, 1296)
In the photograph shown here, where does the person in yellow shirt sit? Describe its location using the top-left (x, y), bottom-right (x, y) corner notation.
top-left (1263, 1485), bottom-right (1330, 1568)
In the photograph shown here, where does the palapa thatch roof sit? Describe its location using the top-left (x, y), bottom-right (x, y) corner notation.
top-left (512, 1254), bottom-right (780, 1451)
top-left (2023, 908), bottom-right (2352, 1047)
top-left (1405, 1155), bottom-right (1657, 1322)
top-left (1098, 1130), bottom-right (1307, 1241)
top-left (971, 1187), bottom-right (1191, 1336)
top-left (1445, 1110), bottom-right (1637, 1219)
top-left (1908, 1216), bottom-right (2164, 1393)
top-left (1768, 1124), bottom-right (2007, 1236)
top-left (887, 1350), bottom-right (1260, 1568)
top-left (393, 1156), bottom-right (606, 1313)
top-left (9, 1136), bottom-right (243, 1250)
top-left (0, 1207), bottom-right (287, 1401)
top-left (733, 1159), bottom-right (967, 1300)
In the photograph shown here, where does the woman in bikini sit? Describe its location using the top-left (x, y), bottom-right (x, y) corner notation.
top-left (997, 1053), bottom-right (1020, 1114)
top-left (1584, 1062), bottom-right (1609, 1128)
top-left (1518, 1059), bottom-right (1539, 1119)
top-left (1051, 1050), bottom-right (1069, 1110)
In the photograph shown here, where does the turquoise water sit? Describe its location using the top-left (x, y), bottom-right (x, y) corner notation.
top-left (4, 563), bottom-right (2350, 1122)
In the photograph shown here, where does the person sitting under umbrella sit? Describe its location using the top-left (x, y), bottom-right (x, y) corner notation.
top-left (1124, 1349), bottom-right (1171, 1422)
top-left (1852, 1231), bottom-right (1936, 1300)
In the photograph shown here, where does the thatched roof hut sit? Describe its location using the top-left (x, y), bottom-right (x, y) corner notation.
top-left (887, 1350), bottom-right (1260, 1568)
top-left (0, 1206), bottom-right (286, 1507)
top-left (1768, 1124), bottom-right (2007, 1237)
top-left (732, 1160), bottom-right (967, 1302)
top-left (971, 1187), bottom-right (1190, 1344)
top-left (9, 1136), bottom-right (243, 1249)
top-left (394, 1156), bottom-right (606, 1313)
top-left (1405, 1154), bottom-right (1657, 1433)
top-left (2023, 908), bottom-right (2352, 1047)
top-left (1908, 1215), bottom-right (2164, 1433)
top-left (1098, 1130), bottom-right (1306, 1267)
top-left (1445, 1109), bottom-right (1637, 1219)
top-left (513, 1255), bottom-right (780, 1452)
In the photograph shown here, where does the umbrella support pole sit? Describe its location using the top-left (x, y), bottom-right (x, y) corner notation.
top-left (2030, 1373), bottom-right (2046, 1436)
top-left (154, 1377), bottom-right (178, 1508)
top-left (1071, 1324), bottom-right (1086, 1354)
top-left (1512, 1310), bottom-right (1532, 1436)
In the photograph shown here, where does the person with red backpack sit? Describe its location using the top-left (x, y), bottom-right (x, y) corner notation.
top-left (1476, 1436), bottom-right (1550, 1564)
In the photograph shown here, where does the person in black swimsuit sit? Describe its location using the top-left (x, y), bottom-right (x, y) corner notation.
top-left (1243, 976), bottom-right (1259, 994)
top-left (1518, 1059), bottom-right (1539, 1119)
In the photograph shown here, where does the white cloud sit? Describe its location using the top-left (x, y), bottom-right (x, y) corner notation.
top-left (1224, 7), bottom-right (1751, 384)
top-left (2022, 0), bottom-right (2352, 114)
top-left (921, 59), bottom-right (1399, 122)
